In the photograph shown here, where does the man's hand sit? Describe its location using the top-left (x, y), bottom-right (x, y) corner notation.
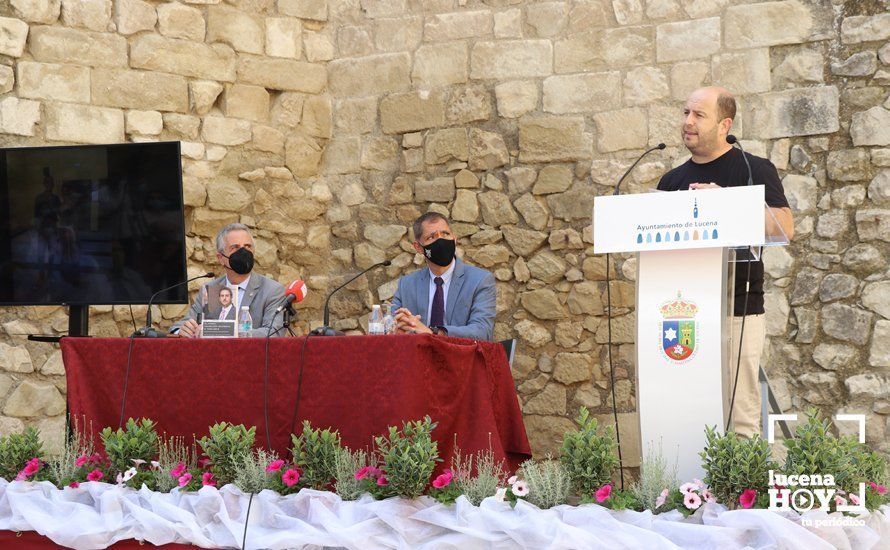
top-left (178, 319), bottom-right (201, 338)
top-left (688, 182), bottom-right (721, 190)
top-left (394, 307), bottom-right (433, 335)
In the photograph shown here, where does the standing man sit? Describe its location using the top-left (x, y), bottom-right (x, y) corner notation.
top-left (657, 86), bottom-right (794, 437)
top-left (392, 212), bottom-right (496, 341)
top-left (171, 223), bottom-right (285, 337)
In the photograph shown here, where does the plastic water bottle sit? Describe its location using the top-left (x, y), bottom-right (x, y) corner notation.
top-left (382, 303), bottom-right (394, 335)
top-left (239, 306), bottom-right (252, 337)
top-left (368, 305), bottom-right (384, 335)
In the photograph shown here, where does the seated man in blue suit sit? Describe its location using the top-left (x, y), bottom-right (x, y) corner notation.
top-left (392, 212), bottom-right (496, 341)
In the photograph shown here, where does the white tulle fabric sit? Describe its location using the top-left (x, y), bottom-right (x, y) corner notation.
top-left (0, 480), bottom-right (887, 549)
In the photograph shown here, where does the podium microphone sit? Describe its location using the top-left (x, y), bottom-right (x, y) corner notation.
top-left (133, 272), bottom-right (215, 337)
top-left (311, 260), bottom-right (392, 336)
top-left (726, 135), bottom-right (753, 186)
top-left (613, 143), bottom-right (666, 195)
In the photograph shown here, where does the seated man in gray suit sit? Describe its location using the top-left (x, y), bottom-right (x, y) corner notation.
top-left (392, 212), bottom-right (496, 341)
top-left (171, 223), bottom-right (285, 337)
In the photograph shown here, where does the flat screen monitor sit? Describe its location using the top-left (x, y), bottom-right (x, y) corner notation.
top-left (0, 141), bottom-right (188, 305)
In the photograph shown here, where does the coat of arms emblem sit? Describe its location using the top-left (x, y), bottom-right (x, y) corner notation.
top-left (660, 292), bottom-right (699, 363)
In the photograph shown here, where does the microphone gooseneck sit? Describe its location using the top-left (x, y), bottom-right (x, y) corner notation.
top-left (134, 272), bottom-right (215, 337)
top-left (727, 135), bottom-right (753, 186)
top-left (613, 143), bottom-right (666, 196)
top-left (312, 260), bottom-right (392, 336)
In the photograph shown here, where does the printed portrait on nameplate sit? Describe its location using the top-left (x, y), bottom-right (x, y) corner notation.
top-left (200, 283), bottom-right (238, 337)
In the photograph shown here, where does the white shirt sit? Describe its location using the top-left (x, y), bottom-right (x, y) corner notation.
top-left (426, 261), bottom-right (455, 325)
top-left (218, 305), bottom-right (233, 320)
top-left (225, 275), bottom-right (250, 309)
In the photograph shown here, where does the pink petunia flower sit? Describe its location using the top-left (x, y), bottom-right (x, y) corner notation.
top-left (595, 484), bottom-right (612, 503)
top-left (849, 493), bottom-right (861, 505)
top-left (655, 495), bottom-right (666, 508)
top-left (701, 489), bottom-right (716, 504)
top-left (355, 466), bottom-right (382, 480)
top-left (197, 457), bottom-right (211, 469)
top-left (75, 455), bottom-right (90, 467)
top-left (684, 491), bottom-right (702, 510)
top-left (265, 459), bottom-right (285, 473)
top-left (376, 475), bottom-right (389, 486)
top-left (432, 470), bottom-right (454, 489)
top-left (131, 459), bottom-right (146, 466)
top-left (14, 471), bottom-right (27, 481)
top-left (511, 480), bottom-right (529, 497)
top-left (68, 481), bottom-right (79, 488)
top-left (150, 461), bottom-right (161, 468)
top-left (877, 485), bottom-right (887, 495)
top-left (23, 458), bottom-right (40, 476)
top-left (178, 472), bottom-right (192, 487)
top-left (692, 478), bottom-right (704, 490)
top-left (202, 472), bottom-right (216, 487)
top-left (835, 494), bottom-right (847, 507)
top-left (87, 469), bottom-right (104, 482)
top-left (282, 469), bottom-right (301, 487)
top-left (170, 462), bottom-right (186, 478)
top-left (679, 482), bottom-right (699, 495)
top-left (738, 489), bottom-right (757, 509)
top-left (507, 475), bottom-right (518, 485)
top-left (660, 488), bottom-right (670, 498)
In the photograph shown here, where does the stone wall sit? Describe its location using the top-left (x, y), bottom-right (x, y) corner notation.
top-left (0, 0), bottom-right (888, 469)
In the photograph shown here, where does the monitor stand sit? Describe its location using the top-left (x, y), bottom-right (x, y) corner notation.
top-left (27, 305), bottom-right (89, 344)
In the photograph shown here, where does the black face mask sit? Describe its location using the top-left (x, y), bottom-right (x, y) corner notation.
top-left (421, 238), bottom-right (456, 267)
top-left (223, 247), bottom-right (254, 275)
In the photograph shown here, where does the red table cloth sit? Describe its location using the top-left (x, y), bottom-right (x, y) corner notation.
top-left (61, 335), bottom-right (531, 473)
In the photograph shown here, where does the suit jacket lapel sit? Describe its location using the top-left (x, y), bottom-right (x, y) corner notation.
top-left (445, 260), bottom-right (466, 325)
top-left (239, 275), bottom-right (261, 311)
top-left (415, 268), bottom-right (430, 326)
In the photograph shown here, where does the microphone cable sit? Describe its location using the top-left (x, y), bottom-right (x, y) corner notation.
top-left (290, 330), bottom-right (314, 437)
top-left (128, 304), bottom-right (138, 335)
top-left (605, 252), bottom-right (625, 490)
top-left (118, 333), bottom-right (137, 428)
top-left (726, 257), bottom-right (753, 433)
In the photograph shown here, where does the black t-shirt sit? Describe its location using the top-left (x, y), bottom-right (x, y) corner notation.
top-left (656, 147), bottom-right (789, 316)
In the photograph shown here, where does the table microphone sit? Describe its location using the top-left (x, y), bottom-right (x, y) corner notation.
top-left (726, 135), bottom-right (753, 186)
top-left (275, 280), bottom-right (308, 314)
top-left (133, 272), bottom-right (215, 337)
top-left (613, 143), bottom-right (666, 195)
top-left (311, 260), bottom-right (392, 336)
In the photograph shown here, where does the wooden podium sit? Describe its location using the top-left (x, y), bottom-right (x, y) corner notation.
top-left (593, 186), bottom-right (788, 480)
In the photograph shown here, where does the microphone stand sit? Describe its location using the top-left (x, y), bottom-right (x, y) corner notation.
top-left (132, 272), bottom-right (215, 337)
top-left (310, 260), bottom-right (391, 336)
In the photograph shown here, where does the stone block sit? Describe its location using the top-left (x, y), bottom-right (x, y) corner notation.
top-left (114, 0), bottom-right (157, 35)
top-left (424, 10), bottom-right (492, 41)
top-left (374, 16), bottom-right (422, 52)
top-left (556, 27), bottom-right (654, 73)
top-left (266, 17), bottom-right (301, 58)
top-left (451, 189), bottom-right (479, 222)
top-left (744, 86), bottom-right (839, 139)
top-left (328, 53), bottom-right (411, 97)
top-left (338, 26), bottom-right (372, 58)
top-left (526, 1), bottom-right (568, 37)
top-left (92, 69), bottom-right (189, 112)
top-left (3, 380), bottom-right (65, 417)
top-left (553, 353), bottom-right (592, 385)
top-left (656, 17), bottom-right (720, 62)
top-left (523, 384), bottom-right (567, 416)
top-left (157, 3), bottom-right (205, 41)
top-left (528, 250), bottom-right (565, 283)
top-left (547, 187), bottom-right (596, 221)
top-left (625, 66), bottom-right (669, 105)
top-left (278, 0), bottom-right (327, 21)
top-left (851, 107), bottom-right (890, 147)
top-left (207, 5), bottom-right (264, 54)
top-left (471, 40), bottom-right (552, 79)
top-left (360, 136), bottom-right (398, 171)
top-left (831, 52), bottom-right (877, 77)
top-left (519, 116), bottom-right (592, 163)
top-left (126, 110), bottom-right (163, 135)
top-left (567, 281), bottom-right (603, 315)
top-left (0, 344), bottom-right (32, 373)
top-left (869, 170), bottom-right (890, 205)
top-left (856, 209), bottom-right (890, 242)
top-left (670, 61), bottom-right (709, 100)
top-left (494, 8), bottom-right (522, 38)
top-left (0, 66), bottom-right (12, 94)
top-left (190, 81), bottom-right (224, 116)
top-left (543, 72), bottom-right (621, 114)
top-left (163, 113), bottom-right (200, 139)
top-left (503, 226), bottom-right (548, 256)
top-left (11, 0), bottom-right (61, 23)
top-left (304, 32), bottom-right (334, 62)
top-left (822, 303), bottom-right (873, 345)
top-left (380, 90), bottom-right (445, 134)
top-left (360, 0), bottom-right (404, 18)
top-left (61, 0), bottom-right (111, 31)
top-left (202, 116), bottom-right (252, 146)
top-left (781, 174), bottom-right (818, 211)
top-left (725, 1), bottom-right (814, 48)
top-left (772, 49), bottom-right (823, 86)
top-left (207, 178), bottom-right (251, 212)
top-left (424, 128), bottom-right (468, 165)
top-left (871, 321), bottom-right (890, 367)
top-left (222, 84), bottom-right (270, 122)
top-left (237, 56), bottom-right (325, 93)
top-left (827, 149), bottom-right (870, 182)
top-left (321, 137), bottom-right (361, 175)
top-left (447, 84), bottom-right (492, 125)
top-left (478, 191), bottom-right (519, 227)
top-left (841, 13), bottom-right (890, 44)
top-left (521, 288), bottom-right (567, 320)
top-left (593, 108), bottom-right (648, 153)
top-left (45, 102), bottom-right (123, 143)
top-left (131, 35), bottom-right (236, 81)
top-left (469, 129), bottom-right (508, 171)
top-left (711, 49), bottom-right (771, 95)
top-left (412, 42), bottom-right (468, 88)
top-left (415, 177), bottom-right (455, 202)
top-left (17, 61), bottom-right (89, 103)
top-left (302, 95), bottom-right (332, 139)
top-left (513, 194), bottom-right (549, 231)
top-left (496, 80), bottom-right (538, 118)
top-left (30, 25), bottom-right (128, 67)
top-left (533, 165), bottom-right (573, 195)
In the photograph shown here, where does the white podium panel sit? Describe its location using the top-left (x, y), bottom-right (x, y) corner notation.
top-left (636, 248), bottom-right (728, 482)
